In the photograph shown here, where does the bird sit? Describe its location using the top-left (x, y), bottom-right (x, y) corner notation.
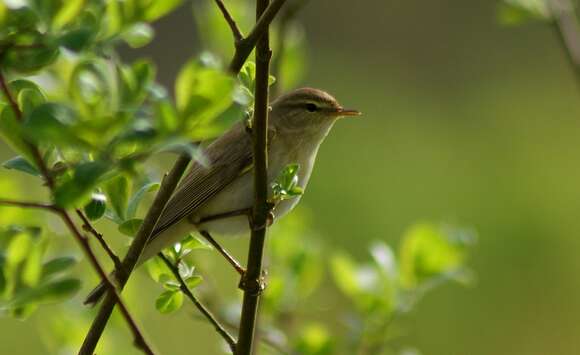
top-left (84, 87), bottom-right (360, 305)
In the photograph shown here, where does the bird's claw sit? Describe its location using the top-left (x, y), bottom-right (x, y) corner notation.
top-left (238, 270), bottom-right (267, 295)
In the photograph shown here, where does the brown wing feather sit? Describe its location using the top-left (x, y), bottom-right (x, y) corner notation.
top-left (149, 122), bottom-right (273, 240)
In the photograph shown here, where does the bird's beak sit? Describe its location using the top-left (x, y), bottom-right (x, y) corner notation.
top-left (329, 107), bottom-right (362, 117)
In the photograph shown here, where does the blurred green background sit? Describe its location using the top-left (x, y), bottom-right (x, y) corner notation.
top-left (2, 0), bottom-right (580, 354)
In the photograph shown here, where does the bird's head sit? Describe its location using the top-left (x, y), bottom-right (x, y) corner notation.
top-left (270, 87), bottom-right (360, 134)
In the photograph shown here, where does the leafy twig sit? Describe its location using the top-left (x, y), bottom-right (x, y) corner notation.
top-left (79, 153), bottom-right (191, 355)
top-left (229, 0), bottom-right (288, 73)
top-left (0, 70), bottom-right (155, 355)
top-left (157, 252), bottom-right (237, 352)
top-left (235, 0), bottom-right (274, 353)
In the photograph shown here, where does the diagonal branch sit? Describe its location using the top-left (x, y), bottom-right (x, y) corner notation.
top-left (0, 70), bottom-right (155, 355)
top-left (235, 0), bottom-right (273, 353)
top-left (214, 0), bottom-right (244, 42)
top-left (157, 252), bottom-right (237, 352)
top-left (75, 209), bottom-right (123, 271)
top-left (79, 153), bottom-right (191, 355)
top-left (229, 0), bottom-right (287, 73)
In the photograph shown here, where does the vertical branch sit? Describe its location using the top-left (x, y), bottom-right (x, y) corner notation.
top-left (235, 0), bottom-right (272, 353)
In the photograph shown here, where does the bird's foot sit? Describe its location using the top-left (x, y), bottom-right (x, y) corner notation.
top-left (238, 269), bottom-right (267, 296)
top-left (249, 202), bottom-right (276, 231)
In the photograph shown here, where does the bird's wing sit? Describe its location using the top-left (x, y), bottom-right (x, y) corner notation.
top-left (149, 122), bottom-right (272, 240)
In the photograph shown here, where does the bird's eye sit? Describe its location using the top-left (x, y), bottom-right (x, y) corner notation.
top-left (305, 103), bottom-right (318, 112)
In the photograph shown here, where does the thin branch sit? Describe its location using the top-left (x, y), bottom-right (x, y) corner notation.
top-left (75, 209), bottom-right (123, 271)
top-left (548, 0), bottom-right (580, 86)
top-left (0, 70), bottom-right (155, 355)
top-left (213, 0), bottom-right (244, 42)
top-left (0, 198), bottom-right (56, 211)
top-left (79, 153), bottom-right (191, 355)
top-left (235, 0), bottom-right (273, 353)
top-left (157, 253), bottom-right (237, 352)
top-left (229, 0), bottom-right (287, 73)
top-left (200, 230), bottom-right (245, 275)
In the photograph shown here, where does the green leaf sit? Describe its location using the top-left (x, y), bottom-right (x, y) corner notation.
top-left (54, 160), bottom-right (111, 208)
top-left (0, 106), bottom-right (35, 163)
top-left (83, 193), bottom-right (107, 221)
top-left (146, 257), bottom-right (171, 283)
top-left (17, 87), bottom-right (46, 115)
top-left (104, 175), bottom-right (131, 221)
top-left (181, 234), bottom-right (213, 251)
top-left (59, 28), bottom-right (94, 52)
top-left (272, 164), bottom-right (303, 201)
top-left (118, 218), bottom-right (143, 236)
top-left (10, 278), bottom-right (81, 307)
top-left (399, 223), bottom-right (472, 288)
top-left (497, 0), bottom-right (551, 25)
top-left (122, 22), bottom-right (154, 48)
top-left (175, 59), bottom-right (235, 137)
top-left (2, 156), bottom-right (40, 176)
top-left (1, 32), bottom-right (59, 73)
top-left (185, 275), bottom-right (203, 289)
top-left (143, 0), bottom-right (184, 21)
top-left (22, 103), bottom-right (89, 148)
top-left (155, 290), bottom-right (183, 314)
top-left (127, 182), bottom-right (159, 219)
top-left (41, 257), bottom-right (77, 280)
top-left (295, 324), bottom-right (334, 355)
top-left (53, 0), bottom-right (85, 29)
top-left (330, 253), bottom-right (362, 298)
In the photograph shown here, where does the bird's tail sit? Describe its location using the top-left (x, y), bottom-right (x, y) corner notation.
top-left (83, 272), bottom-right (117, 307)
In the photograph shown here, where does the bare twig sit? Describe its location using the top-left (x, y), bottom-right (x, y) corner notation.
top-left (75, 209), bottom-right (123, 271)
top-left (157, 253), bottom-right (237, 352)
top-left (0, 70), bottom-right (155, 355)
top-left (0, 198), bottom-right (56, 211)
top-left (548, 0), bottom-right (580, 86)
top-left (199, 230), bottom-right (245, 275)
top-left (214, 0), bottom-right (244, 42)
top-left (235, 0), bottom-right (273, 353)
top-left (79, 153), bottom-right (191, 355)
top-left (229, 0), bottom-right (287, 73)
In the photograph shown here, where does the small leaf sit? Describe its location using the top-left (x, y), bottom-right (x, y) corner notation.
top-left (22, 103), bottom-right (88, 148)
top-left (155, 290), bottom-right (183, 314)
top-left (104, 175), bottom-right (131, 221)
top-left (122, 22), bottom-right (154, 48)
top-left (185, 275), bottom-right (203, 289)
top-left (59, 28), bottom-right (94, 52)
top-left (2, 156), bottom-right (39, 176)
top-left (146, 257), bottom-right (171, 283)
top-left (10, 278), bottom-right (81, 307)
top-left (497, 0), bottom-right (551, 25)
top-left (53, 0), bottom-right (85, 29)
top-left (143, 0), bottom-right (184, 21)
top-left (181, 234), bottom-right (213, 251)
top-left (330, 253), bottom-right (361, 298)
top-left (175, 59), bottom-right (235, 137)
top-left (83, 193), bottom-right (107, 221)
top-left (54, 161), bottom-right (111, 208)
top-left (118, 218), bottom-right (143, 236)
top-left (41, 257), bottom-right (77, 280)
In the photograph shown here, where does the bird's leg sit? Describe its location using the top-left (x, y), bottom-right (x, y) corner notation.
top-left (191, 208), bottom-right (254, 276)
top-left (198, 230), bottom-right (245, 276)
